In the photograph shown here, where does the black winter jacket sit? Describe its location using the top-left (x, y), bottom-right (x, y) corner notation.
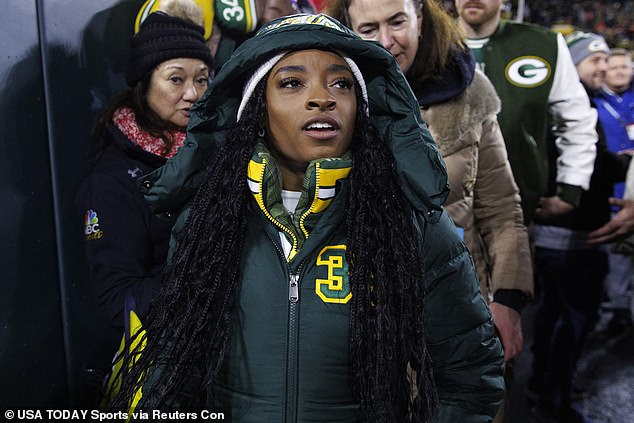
top-left (76, 124), bottom-right (175, 327)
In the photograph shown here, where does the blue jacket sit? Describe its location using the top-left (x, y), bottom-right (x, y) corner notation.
top-left (595, 85), bottom-right (634, 198)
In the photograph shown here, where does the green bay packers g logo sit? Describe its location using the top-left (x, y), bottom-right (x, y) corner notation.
top-left (505, 56), bottom-right (551, 88)
top-left (315, 245), bottom-right (351, 304)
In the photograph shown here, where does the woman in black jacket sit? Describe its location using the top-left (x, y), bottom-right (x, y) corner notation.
top-left (76, 11), bottom-right (213, 327)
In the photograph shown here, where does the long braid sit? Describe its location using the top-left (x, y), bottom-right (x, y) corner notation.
top-left (347, 97), bottom-right (438, 421)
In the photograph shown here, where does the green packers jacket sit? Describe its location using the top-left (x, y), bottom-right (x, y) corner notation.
top-left (467, 20), bottom-right (597, 223)
top-left (137, 14), bottom-right (504, 422)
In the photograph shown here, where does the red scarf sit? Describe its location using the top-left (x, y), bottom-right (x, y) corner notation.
top-left (113, 106), bottom-right (186, 158)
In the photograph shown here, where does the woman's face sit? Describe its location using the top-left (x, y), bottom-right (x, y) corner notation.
top-left (146, 58), bottom-right (210, 129)
top-left (347, 0), bottom-right (422, 74)
top-left (265, 50), bottom-right (357, 188)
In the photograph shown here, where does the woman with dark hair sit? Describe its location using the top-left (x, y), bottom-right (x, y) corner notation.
top-left (76, 11), bottom-right (213, 327)
top-left (109, 14), bottom-right (503, 422)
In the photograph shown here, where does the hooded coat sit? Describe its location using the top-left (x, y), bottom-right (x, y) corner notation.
top-left (136, 14), bottom-right (504, 422)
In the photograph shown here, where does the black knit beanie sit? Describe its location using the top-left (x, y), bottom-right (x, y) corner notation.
top-left (126, 11), bottom-right (214, 87)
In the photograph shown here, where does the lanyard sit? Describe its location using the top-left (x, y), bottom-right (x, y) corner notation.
top-left (600, 97), bottom-right (634, 142)
top-left (600, 100), bottom-right (627, 126)
top-left (599, 97), bottom-right (634, 127)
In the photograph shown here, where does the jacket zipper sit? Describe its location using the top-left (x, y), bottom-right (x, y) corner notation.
top-left (263, 227), bottom-right (302, 423)
top-left (286, 271), bottom-right (300, 423)
top-left (252, 161), bottom-right (299, 258)
top-left (289, 273), bottom-right (300, 303)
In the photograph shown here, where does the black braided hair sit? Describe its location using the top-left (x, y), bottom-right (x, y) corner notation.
top-left (106, 74), bottom-right (437, 421)
top-left (346, 94), bottom-right (437, 421)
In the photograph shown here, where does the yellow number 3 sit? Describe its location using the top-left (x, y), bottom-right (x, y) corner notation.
top-left (315, 245), bottom-right (351, 304)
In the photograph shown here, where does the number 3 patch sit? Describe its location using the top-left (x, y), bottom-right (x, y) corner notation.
top-left (315, 245), bottom-right (351, 304)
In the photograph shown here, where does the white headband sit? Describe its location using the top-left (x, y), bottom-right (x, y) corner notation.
top-left (236, 51), bottom-right (369, 121)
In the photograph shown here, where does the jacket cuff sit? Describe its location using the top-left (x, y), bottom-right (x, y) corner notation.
top-left (493, 289), bottom-right (529, 313)
top-left (556, 183), bottom-right (583, 208)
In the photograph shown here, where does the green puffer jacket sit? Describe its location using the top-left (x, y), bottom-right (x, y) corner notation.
top-left (137, 14), bottom-right (504, 422)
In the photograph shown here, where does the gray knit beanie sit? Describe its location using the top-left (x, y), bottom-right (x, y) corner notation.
top-left (565, 31), bottom-right (610, 65)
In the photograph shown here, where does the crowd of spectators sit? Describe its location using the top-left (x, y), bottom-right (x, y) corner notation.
top-left (520, 0), bottom-right (634, 49)
top-left (444, 1), bottom-right (634, 50)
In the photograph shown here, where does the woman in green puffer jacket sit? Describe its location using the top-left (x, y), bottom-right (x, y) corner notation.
top-left (107, 13), bottom-right (504, 423)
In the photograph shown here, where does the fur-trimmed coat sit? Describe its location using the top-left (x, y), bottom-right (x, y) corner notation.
top-left (422, 70), bottom-right (533, 301)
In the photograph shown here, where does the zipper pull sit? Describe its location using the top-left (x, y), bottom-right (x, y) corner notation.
top-left (289, 273), bottom-right (299, 303)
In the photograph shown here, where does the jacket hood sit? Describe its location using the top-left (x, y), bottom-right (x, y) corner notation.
top-left (413, 47), bottom-right (475, 107)
top-left (139, 14), bottom-right (448, 219)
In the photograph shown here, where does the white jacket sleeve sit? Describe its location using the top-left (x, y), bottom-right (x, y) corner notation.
top-left (548, 33), bottom-right (597, 191)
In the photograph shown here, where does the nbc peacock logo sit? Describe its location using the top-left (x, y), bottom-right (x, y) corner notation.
top-left (84, 209), bottom-right (103, 240)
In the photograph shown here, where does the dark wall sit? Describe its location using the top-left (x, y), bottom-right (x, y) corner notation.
top-left (0, 0), bottom-right (144, 409)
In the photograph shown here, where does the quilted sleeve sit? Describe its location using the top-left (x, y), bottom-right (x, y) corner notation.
top-left (419, 211), bottom-right (505, 422)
